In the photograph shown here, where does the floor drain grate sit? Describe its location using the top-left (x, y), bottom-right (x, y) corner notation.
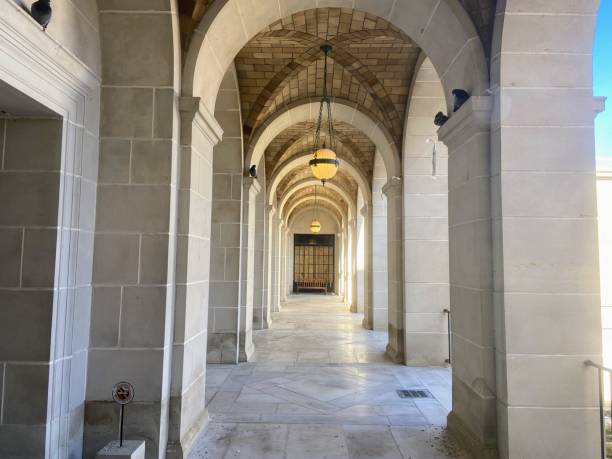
top-left (396, 389), bottom-right (432, 399)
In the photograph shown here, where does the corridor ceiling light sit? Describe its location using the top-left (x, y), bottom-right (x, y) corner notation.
top-left (310, 185), bottom-right (322, 233)
top-left (309, 44), bottom-right (340, 185)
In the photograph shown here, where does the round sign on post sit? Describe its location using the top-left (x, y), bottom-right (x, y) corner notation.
top-left (112, 381), bottom-right (134, 405)
top-left (112, 381), bottom-right (134, 447)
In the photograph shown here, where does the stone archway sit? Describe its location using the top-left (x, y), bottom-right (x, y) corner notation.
top-left (182, 0), bottom-right (489, 114)
top-left (246, 99), bottom-right (401, 181)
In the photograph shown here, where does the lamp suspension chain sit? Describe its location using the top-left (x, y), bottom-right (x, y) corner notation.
top-left (309, 43), bottom-right (340, 185)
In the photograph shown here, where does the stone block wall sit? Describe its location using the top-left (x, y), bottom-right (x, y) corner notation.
top-left (0, 118), bottom-right (62, 456)
top-left (207, 66), bottom-right (245, 364)
top-left (372, 152), bottom-right (389, 331)
top-left (253, 158), bottom-right (268, 329)
top-left (402, 57), bottom-right (450, 366)
top-left (84, 3), bottom-right (177, 457)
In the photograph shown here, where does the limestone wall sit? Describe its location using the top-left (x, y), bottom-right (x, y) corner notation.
top-left (402, 57), bottom-right (450, 366)
top-left (372, 153), bottom-right (389, 331)
top-left (597, 171), bottom-right (612, 401)
top-left (208, 66), bottom-right (245, 364)
top-left (16, 0), bottom-right (101, 75)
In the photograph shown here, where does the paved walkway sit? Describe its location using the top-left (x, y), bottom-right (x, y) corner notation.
top-left (189, 295), bottom-right (468, 459)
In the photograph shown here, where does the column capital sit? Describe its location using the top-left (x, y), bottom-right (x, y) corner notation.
top-left (243, 177), bottom-right (262, 196)
top-left (594, 96), bottom-right (606, 117)
top-left (360, 204), bottom-right (371, 217)
top-left (179, 96), bottom-right (224, 146)
top-left (437, 96), bottom-right (491, 150)
top-left (267, 203), bottom-right (277, 216)
top-left (382, 177), bottom-right (402, 197)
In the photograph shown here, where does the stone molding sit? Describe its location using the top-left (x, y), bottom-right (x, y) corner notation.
top-left (1, 1), bottom-right (100, 97)
top-left (382, 177), bottom-right (402, 197)
top-left (179, 96), bottom-right (224, 146)
top-left (594, 96), bottom-right (606, 117)
top-left (244, 177), bottom-right (262, 196)
top-left (437, 96), bottom-right (492, 150)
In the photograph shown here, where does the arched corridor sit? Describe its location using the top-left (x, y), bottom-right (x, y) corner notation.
top-left (189, 294), bottom-right (464, 459)
top-left (0, 0), bottom-right (609, 458)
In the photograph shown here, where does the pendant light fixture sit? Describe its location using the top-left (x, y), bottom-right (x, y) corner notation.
top-left (310, 186), bottom-right (322, 233)
top-left (309, 44), bottom-right (340, 185)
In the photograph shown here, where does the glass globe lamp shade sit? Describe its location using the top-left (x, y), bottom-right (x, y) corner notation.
top-left (310, 220), bottom-right (322, 233)
top-left (309, 148), bottom-right (339, 182)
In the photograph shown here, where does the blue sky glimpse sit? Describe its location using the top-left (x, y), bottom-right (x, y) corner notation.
top-left (595, 0), bottom-right (612, 166)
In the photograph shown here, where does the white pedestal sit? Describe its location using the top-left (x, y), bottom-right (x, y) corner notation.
top-left (95, 440), bottom-right (145, 459)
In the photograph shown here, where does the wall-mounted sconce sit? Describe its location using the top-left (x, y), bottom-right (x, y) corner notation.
top-left (434, 112), bottom-right (448, 127)
top-left (452, 89), bottom-right (470, 112)
top-left (31, 0), bottom-right (52, 31)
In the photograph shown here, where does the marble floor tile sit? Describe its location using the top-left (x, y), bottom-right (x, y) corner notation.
top-left (343, 425), bottom-right (404, 459)
top-left (223, 423), bottom-right (287, 459)
top-left (286, 424), bottom-right (350, 459)
top-left (188, 295), bottom-right (468, 459)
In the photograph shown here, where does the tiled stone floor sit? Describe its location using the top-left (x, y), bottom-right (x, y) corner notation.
top-left (189, 295), bottom-right (468, 458)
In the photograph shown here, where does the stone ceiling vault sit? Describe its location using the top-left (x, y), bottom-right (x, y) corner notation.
top-left (179, 1), bottom-right (496, 204)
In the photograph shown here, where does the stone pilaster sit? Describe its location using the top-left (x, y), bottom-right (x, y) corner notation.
top-left (438, 96), bottom-right (497, 459)
top-left (360, 204), bottom-right (374, 330)
top-left (383, 177), bottom-right (404, 363)
top-left (348, 217), bottom-right (358, 313)
top-left (168, 96), bottom-right (223, 458)
top-left (238, 177), bottom-right (261, 362)
top-left (267, 204), bottom-right (280, 313)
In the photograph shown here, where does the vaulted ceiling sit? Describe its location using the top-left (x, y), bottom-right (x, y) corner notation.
top-left (178, 0), bottom-right (496, 219)
top-left (236, 8), bottom-right (419, 193)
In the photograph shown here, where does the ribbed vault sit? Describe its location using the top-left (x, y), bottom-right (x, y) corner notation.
top-left (178, 1), bottom-right (496, 59)
top-left (236, 8), bottom-right (420, 145)
top-left (284, 185), bottom-right (348, 219)
top-left (289, 201), bottom-right (342, 228)
top-left (265, 119), bottom-right (375, 181)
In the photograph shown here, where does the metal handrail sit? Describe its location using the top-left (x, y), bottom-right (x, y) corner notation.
top-left (443, 309), bottom-right (451, 365)
top-left (585, 360), bottom-right (612, 459)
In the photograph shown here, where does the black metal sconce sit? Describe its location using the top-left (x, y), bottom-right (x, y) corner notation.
top-left (31, 0), bottom-right (52, 31)
top-left (433, 112), bottom-right (448, 127)
top-left (452, 89), bottom-right (470, 112)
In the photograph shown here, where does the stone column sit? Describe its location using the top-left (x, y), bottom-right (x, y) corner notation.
top-left (238, 178), bottom-right (261, 361)
top-left (253, 175), bottom-right (268, 330)
top-left (337, 231), bottom-right (345, 299)
top-left (361, 204), bottom-right (374, 330)
top-left (267, 205), bottom-right (280, 313)
top-left (86, 5), bottom-right (179, 455)
top-left (343, 226), bottom-right (350, 304)
top-left (383, 178), bottom-right (404, 363)
top-left (491, 3), bottom-right (603, 456)
top-left (206, 66), bottom-right (244, 364)
top-left (372, 155), bottom-right (389, 331)
top-left (348, 217), bottom-right (358, 312)
top-left (278, 222), bottom-right (288, 305)
top-left (438, 97), bottom-right (496, 458)
top-left (168, 97), bottom-right (223, 457)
